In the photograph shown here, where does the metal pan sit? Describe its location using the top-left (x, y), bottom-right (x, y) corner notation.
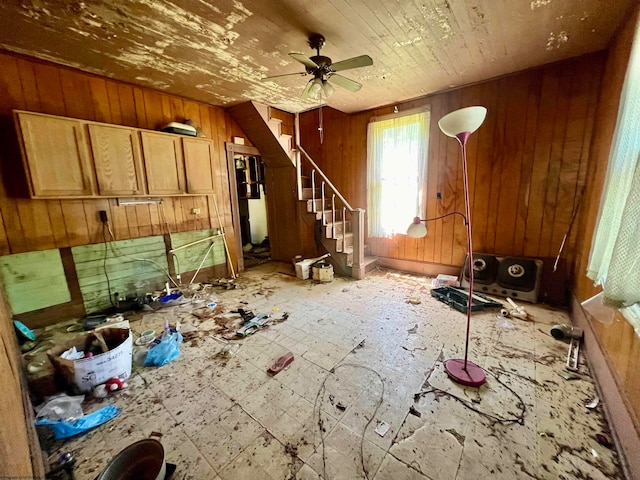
top-left (97, 432), bottom-right (165, 480)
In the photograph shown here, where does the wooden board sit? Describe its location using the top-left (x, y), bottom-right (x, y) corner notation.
top-left (0, 249), bottom-right (71, 314)
top-left (71, 236), bottom-right (168, 313)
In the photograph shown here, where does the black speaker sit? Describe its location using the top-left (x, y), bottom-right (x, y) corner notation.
top-left (462, 253), bottom-right (543, 303)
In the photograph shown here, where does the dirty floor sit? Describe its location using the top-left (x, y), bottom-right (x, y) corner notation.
top-left (48, 262), bottom-right (624, 479)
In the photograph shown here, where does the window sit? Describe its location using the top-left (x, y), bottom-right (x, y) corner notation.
top-left (587, 21), bottom-right (640, 309)
top-left (366, 110), bottom-right (429, 237)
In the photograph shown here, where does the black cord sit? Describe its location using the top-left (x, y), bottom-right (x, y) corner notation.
top-left (102, 222), bottom-right (114, 307)
top-left (313, 363), bottom-right (385, 480)
top-left (414, 367), bottom-right (527, 425)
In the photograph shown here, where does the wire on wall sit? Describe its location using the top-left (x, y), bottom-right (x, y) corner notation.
top-left (102, 222), bottom-right (115, 306)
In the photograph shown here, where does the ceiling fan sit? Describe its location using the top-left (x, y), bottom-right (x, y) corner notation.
top-left (261, 34), bottom-right (373, 100)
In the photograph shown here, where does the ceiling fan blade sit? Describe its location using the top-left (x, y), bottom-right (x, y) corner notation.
top-left (328, 74), bottom-right (362, 92)
top-left (301, 79), bottom-right (315, 99)
top-left (289, 53), bottom-right (319, 69)
top-left (261, 72), bottom-right (307, 82)
top-left (330, 55), bottom-right (373, 72)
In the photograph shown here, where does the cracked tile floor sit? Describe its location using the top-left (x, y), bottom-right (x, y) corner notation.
top-left (48, 262), bottom-right (625, 479)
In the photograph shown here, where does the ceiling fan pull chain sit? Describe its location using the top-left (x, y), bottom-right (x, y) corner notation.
top-left (318, 103), bottom-right (324, 144)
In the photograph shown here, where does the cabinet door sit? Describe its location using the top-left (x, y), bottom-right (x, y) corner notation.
top-left (15, 112), bottom-right (95, 197)
top-left (140, 132), bottom-right (185, 195)
top-left (182, 137), bottom-right (215, 194)
top-left (88, 124), bottom-right (146, 196)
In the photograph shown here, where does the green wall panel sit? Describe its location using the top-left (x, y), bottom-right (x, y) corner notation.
top-left (72, 236), bottom-right (169, 314)
top-left (0, 249), bottom-right (71, 314)
top-left (170, 229), bottom-right (226, 283)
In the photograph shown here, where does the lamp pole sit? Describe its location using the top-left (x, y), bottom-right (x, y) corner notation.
top-left (438, 106), bottom-right (487, 388)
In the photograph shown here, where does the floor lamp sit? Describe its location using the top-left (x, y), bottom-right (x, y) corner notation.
top-left (407, 106), bottom-right (487, 387)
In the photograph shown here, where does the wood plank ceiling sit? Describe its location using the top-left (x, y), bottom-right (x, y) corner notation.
top-left (0, 0), bottom-right (633, 114)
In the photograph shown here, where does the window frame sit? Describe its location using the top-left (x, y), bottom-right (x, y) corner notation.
top-left (366, 107), bottom-right (430, 238)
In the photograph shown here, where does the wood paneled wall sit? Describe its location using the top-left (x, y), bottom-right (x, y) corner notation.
top-left (300, 53), bottom-right (605, 274)
top-left (0, 275), bottom-right (43, 476)
top-left (572, 9), bottom-right (640, 428)
top-left (0, 51), bottom-right (239, 272)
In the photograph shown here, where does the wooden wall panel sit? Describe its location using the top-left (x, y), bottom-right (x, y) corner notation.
top-left (300, 52), bottom-right (605, 271)
top-left (0, 274), bottom-right (43, 476)
top-left (572, 8), bottom-right (640, 429)
top-left (0, 51), bottom-right (239, 275)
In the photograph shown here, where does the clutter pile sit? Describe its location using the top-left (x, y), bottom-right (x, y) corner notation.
top-left (16, 269), bottom-right (298, 478)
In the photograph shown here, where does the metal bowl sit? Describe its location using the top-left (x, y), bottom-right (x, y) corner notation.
top-left (97, 436), bottom-right (165, 480)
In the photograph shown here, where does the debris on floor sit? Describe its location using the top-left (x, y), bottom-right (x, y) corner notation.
top-left (430, 274), bottom-right (460, 288)
top-left (505, 297), bottom-right (529, 320)
top-left (295, 253), bottom-right (331, 280)
top-left (407, 296), bottom-right (421, 305)
top-left (268, 352), bottom-right (295, 375)
top-left (35, 400), bottom-right (121, 440)
top-left (29, 263), bottom-right (626, 480)
top-left (374, 421), bottom-right (390, 437)
top-left (236, 313), bottom-right (270, 337)
top-left (586, 397), bottom-right (600, 409)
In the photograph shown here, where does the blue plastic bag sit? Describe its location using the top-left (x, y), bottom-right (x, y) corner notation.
top-left (144, 331), bottom-right (183, 367)
top-left (35, 404), bottom-right (121, 439)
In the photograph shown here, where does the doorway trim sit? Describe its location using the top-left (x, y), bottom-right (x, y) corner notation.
top-left (225, 142), bottom-right (261, 274)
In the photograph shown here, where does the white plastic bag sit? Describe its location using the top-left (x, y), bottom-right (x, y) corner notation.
top-left (35, 394), bottom-right (85, 421)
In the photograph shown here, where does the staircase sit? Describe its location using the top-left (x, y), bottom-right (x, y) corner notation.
top-left (228, 101), bottom-right (294, 168)
top-left (229, 101), bottom-right (377, 279)
top-left (297, 146), bottom-right (377, 278)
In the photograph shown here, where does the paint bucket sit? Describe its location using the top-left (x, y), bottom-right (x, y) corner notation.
top-left (312, 262), bottom-right (334, 283)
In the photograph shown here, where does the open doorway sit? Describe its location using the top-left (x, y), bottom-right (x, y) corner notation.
top-left (234, 153), bottom-right (270, 268)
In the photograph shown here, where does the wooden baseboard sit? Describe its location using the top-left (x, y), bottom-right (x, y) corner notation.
top-left (375, 257), bottom-right (460, 277)
top-left (570, 293), bottom-right (640, 480)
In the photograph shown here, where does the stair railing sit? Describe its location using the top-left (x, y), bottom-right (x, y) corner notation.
top-left (296, 145), bottom-right (366, 279)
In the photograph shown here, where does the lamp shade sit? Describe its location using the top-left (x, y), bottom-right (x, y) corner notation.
top-left (322, 80), bottom-right (334, 97)
top-left (406, 217), bottom-right (427, 238)
top-left (309, 78), bottom-right (323, 99)
top-left (438, 106), bottom-right (487, 138)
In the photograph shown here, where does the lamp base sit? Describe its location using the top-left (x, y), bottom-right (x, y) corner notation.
top-left (444, 358), bottom-right (486, 387)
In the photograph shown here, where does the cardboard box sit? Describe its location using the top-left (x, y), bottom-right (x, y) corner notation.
top-left (295, 259), bottom-right (316, 280)
top-left (295, 253), bottom-right (331, 280)
top-left (47, 328), bottom-right (132, 392)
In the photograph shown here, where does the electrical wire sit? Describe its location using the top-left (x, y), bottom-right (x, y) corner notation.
top-left (104, 222), bottom-right (180, 288)
top-left (102, 222), bottom-right (115, 307)
top-left (313, 363), bottom-right (385, 480)
top-left (414, 367), bottom-right (527, 425)
top-left (159, 202), bottom-right (173, 236)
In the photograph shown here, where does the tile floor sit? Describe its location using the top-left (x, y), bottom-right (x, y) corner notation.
top-left (47, 262), bottom-right (625, 479)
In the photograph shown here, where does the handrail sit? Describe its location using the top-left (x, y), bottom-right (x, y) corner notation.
top-left (298, 145), bottom-right (353, 212)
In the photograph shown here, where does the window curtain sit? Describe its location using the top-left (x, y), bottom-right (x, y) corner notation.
top-left (367, 111), bottom-right (429, 238)
top-left (587, 20), bottom-right (640, 308)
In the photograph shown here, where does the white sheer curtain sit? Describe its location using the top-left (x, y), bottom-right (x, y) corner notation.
top-left (367, 111), bottom-right (429, 238)
top-left (587, 20), bottom-right (640, 308)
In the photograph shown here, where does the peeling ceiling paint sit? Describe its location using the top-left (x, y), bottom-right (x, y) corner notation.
top-left (0, 0), bottom-right (634, 113)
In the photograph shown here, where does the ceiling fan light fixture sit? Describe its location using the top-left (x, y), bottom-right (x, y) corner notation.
top-left (309, 77), bottom-right (323, 99)
top-left (322, 80), bottom-right (334, 97)
top-left (264, 34), bottom-right (373, 101)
